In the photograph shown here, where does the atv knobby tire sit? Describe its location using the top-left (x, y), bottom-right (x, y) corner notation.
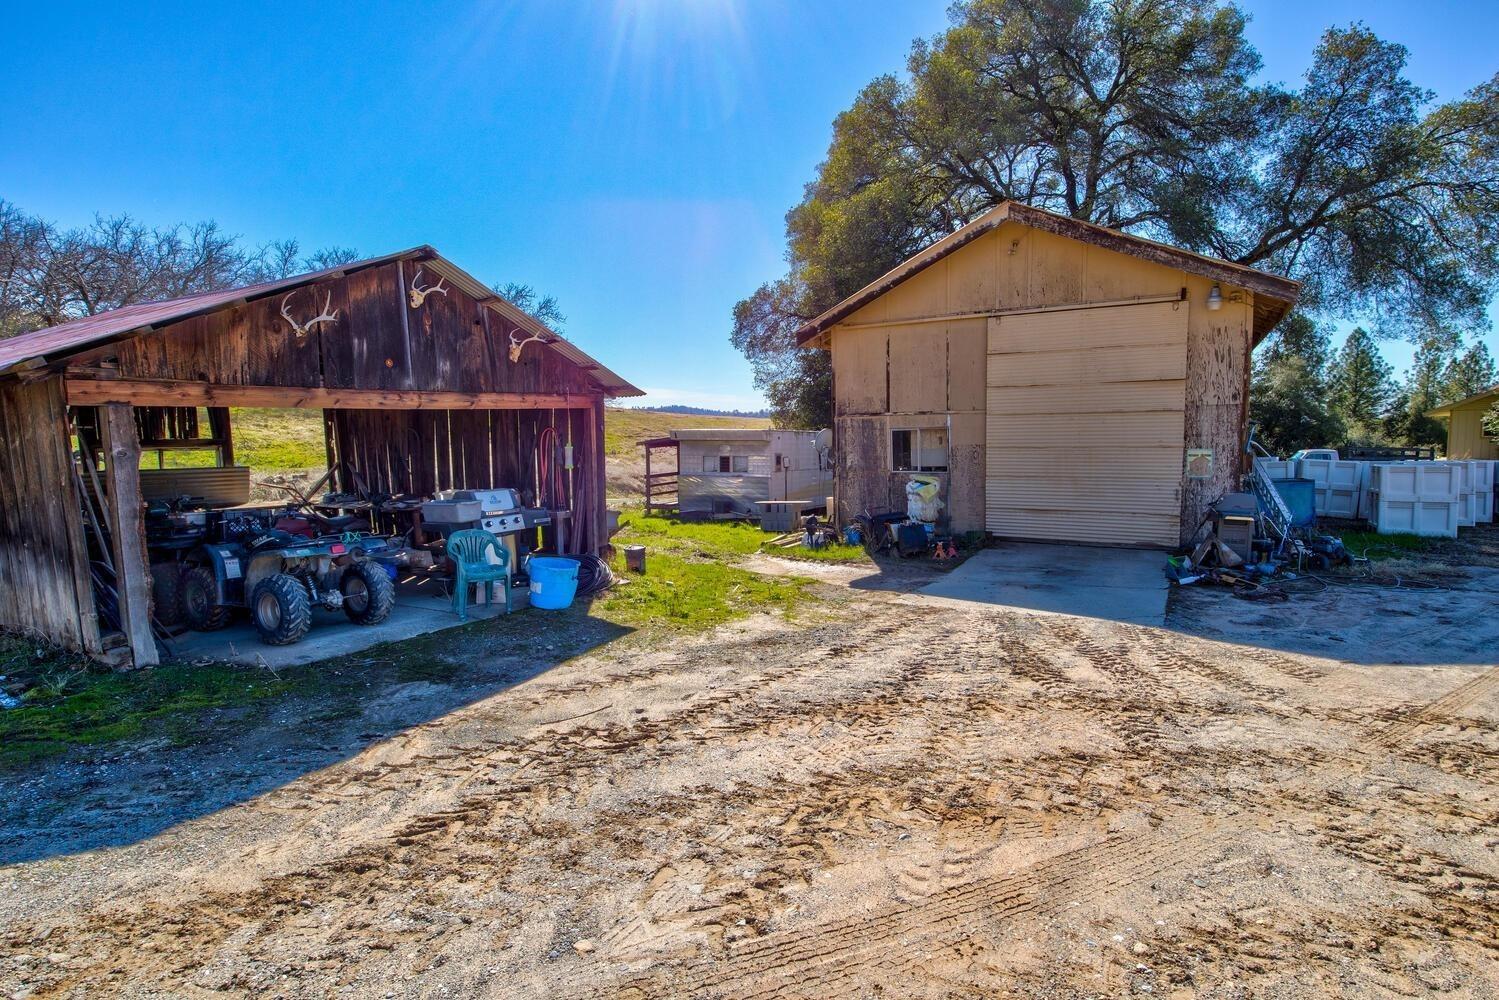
top-left (251, 573), bottom-right (313, 645)
top-left (181, 565), bottom-right (231, 631)
top-left (150, 563), bottom-right (186, 628)
top-left (341, 560), bottom-right (395, 625)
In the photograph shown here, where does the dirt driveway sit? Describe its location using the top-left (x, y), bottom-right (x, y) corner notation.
top-left (2, 577), bottom-right (1496, 998)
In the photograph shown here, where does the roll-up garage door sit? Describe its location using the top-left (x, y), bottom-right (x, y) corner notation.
top-left (985, 299), bottom-right (1187, 547)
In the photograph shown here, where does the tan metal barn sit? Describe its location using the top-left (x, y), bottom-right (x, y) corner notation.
top-left (1426, 384), bottom-right (1499, 460)
top-left (796, 201), bottom-right (1301, 548)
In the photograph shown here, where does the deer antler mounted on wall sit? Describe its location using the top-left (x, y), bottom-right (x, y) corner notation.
top-left (280, 290), bottom-right (340, 339)
top-left (407, 267), bottom-right (448, 309)
top-left (508, 327), bottom-right (547, 363)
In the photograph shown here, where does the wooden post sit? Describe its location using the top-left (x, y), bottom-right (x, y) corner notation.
top-left (100, 403), bottom-right (159, 668)
top-left (208, 407), bottom-right (234, 466)
top-left (644, 443), bottom-right (652, 514)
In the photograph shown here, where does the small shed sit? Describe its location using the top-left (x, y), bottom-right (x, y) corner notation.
top-left (0, 247), bottom-right (641, 666)
top-left (1427, 384), bottom-right (1499, 460)
top-left (796, 201), bottom-right (1301, 548)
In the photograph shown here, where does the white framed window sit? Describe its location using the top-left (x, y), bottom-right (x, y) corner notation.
top-left (703, 455), bottom-right (749, 473)
top-left (892, 428), bottom-right (948, 472)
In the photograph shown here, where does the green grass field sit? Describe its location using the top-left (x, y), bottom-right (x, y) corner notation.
top-left (601, 407), bottom-right (770, 458)
top-left (602, 512), bottom-right (814, 630)
top-left (0, 636), bottom-right (308, 768)
top-left (143, 406), bottom-right (771, 474)
top-left (143, 407), bottom-right (328, 471)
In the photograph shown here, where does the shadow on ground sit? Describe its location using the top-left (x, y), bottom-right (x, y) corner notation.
top-left (0, 605), bottom-right (630, 867)
top-left (1161, 573), bottom-right (1499, 666)
top-left (790, 538), bottom-right (1499, 668)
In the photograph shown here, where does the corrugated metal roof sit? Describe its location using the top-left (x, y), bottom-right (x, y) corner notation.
top-left (0, 247), bottom-right (642, 397)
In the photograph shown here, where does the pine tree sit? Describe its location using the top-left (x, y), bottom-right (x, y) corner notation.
top-left (1385, 336), bottom-right (1452, 446)
top-left (1250, 312), bottom-right (1344, 454)
top-left (1328, 327), bottom-right (1395, 440)
top-left (1441, 342), bottom-right (1497, 402)
top-left (1251, 354), bottom-right (1346, 455)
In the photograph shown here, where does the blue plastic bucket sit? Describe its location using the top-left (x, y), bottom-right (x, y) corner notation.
top-left (527, 556), bottom-right (580, 610)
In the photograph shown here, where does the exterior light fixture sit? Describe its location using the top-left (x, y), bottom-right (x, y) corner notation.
top-left (1206, 284), bottom-right (1224, 311)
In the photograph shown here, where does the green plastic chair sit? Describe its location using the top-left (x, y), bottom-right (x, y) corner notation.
top-left (446, 529), bottom-right (510, 621)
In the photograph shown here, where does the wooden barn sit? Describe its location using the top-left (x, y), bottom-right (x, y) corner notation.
top-left (0, 248), bottom-right (640, 666)
top-left (795, 201), bottom-right (1301, 548)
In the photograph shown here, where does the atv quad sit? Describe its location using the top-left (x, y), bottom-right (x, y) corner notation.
top-left (180, 520), bottom-right (395, 646)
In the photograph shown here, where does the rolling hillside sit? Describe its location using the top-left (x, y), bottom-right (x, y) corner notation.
top-left (602, 407), bottom-right (770, 458)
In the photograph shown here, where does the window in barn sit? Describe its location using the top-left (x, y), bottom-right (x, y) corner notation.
top-left (892, 428), bottom-right (948, 472)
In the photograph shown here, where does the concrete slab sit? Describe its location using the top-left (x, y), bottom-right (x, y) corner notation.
top-left (166, 577), bottom-right (515, 668)
top-left (915, 542), bottom-right (1168, 625)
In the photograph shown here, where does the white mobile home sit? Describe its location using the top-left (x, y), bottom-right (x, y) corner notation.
top-left (648, 428), bottom-right (832, 514)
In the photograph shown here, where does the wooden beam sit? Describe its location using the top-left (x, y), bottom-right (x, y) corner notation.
top-left (66, 378), bottom-right (598, 410)
top-left (99, 402), bottom-right (159, 668)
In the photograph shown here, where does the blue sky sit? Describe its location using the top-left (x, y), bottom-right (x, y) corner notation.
top-left (2, 1), bottom-right (1495, 408)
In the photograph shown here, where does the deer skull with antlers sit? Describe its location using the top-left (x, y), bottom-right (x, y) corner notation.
top-left (508, 327), bottom-right (547, 363)
top-left (407, 268), bottom-right (448, 309)
top-left (280, 290), bottom-right (340, 339)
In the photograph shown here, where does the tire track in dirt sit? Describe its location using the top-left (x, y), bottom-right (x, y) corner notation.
top-left (588, 662), bottom-right (1499, 999)
top-left (7, 608), bottom-right (1494, 998)
top-left (5, 611), bottom-right (977, 994)
top-left (612, 823), bottom-right (1228, 999)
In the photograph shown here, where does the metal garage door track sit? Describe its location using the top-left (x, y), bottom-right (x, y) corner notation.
top-left (917, 542), bottom-right (1168, 625)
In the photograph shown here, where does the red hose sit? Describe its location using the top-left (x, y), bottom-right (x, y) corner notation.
top-left (537, 423), bottom-right (572, 551)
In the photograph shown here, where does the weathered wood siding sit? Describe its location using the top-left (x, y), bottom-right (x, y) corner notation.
top-left (73, 261), bottom-right (612, 555)
top-left (828, 221), bottom-right (1255, 544)
top-left (327, 400), bottom-right (607, 553)
top-left (102, 262), bottom-right (597, 398)
top-left (0, 377), bottom-right (99, 651)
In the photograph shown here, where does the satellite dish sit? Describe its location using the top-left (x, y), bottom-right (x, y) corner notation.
top-left (814, 428), bottom-right (833, 453)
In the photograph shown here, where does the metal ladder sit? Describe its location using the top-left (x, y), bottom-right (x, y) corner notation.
top-left (1250, 460), bottom-right (1293, 554)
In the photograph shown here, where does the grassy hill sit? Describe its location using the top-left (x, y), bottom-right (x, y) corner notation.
top-left (602, 407), bottom-right (770, 458)
top-left (163, 407), bottom-right (770, 501)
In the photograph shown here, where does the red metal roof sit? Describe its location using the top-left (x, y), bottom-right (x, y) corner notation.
top-left (0, 247), bottom-right (642, 397)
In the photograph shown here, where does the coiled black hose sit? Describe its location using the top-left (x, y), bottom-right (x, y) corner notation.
top-left (574, 553), bottom-right (615, 598)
